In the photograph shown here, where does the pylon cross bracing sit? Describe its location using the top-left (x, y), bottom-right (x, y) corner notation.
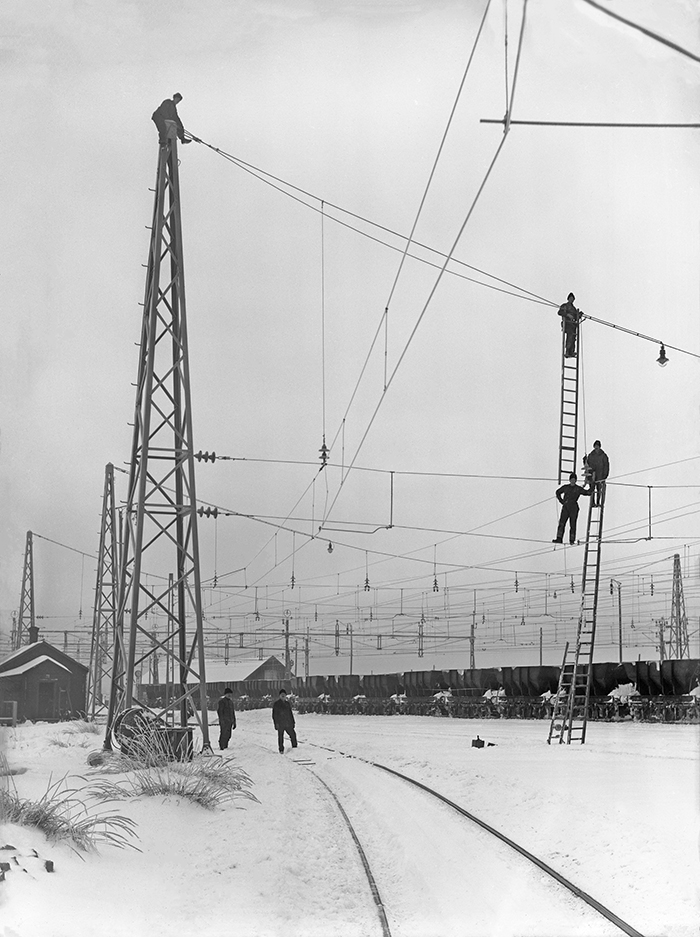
top-left (669, 553), bottom-right (690, 659)
top-left (104, 135), bottom-right (210, 750)
top-left (14, 531), bottom-right (35, 650)
top-left (86, 464), bottom-right (119, 718)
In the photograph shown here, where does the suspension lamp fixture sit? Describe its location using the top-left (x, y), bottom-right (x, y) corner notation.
top-left (656, 343), bottom-right (668, 367)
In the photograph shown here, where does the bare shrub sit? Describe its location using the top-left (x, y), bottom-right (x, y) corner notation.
top-left (89, 746), bottom-right (258, 811)
top-left (64, 720), bottom-right (101, 735)
top-left (0, 758), bottom-right (138, 853)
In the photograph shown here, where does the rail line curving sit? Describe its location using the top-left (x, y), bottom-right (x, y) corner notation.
top-left (303, 741), bottom-right (646, 937)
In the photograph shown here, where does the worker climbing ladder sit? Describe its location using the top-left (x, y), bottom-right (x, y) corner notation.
top-left (548, 489), bottom-right (606, 744)
top-left (557, 326), bottom-right (580, 484)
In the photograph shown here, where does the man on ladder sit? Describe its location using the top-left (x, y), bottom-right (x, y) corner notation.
top-left (584, 440), bottom-right (609, 507)
top-left (558, 292), bottom-right (582, 358)
top-left (552, 472), bottom-right (592, 544)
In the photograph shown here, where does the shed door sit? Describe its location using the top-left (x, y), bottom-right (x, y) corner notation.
top-left (37, 680), bottom-right (57, 720)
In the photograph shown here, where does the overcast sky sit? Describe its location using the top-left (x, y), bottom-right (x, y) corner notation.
top-left (1, 0), bottom-right (699, 675)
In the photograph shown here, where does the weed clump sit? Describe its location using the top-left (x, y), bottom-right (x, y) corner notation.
top-left (0, 753), bottom-right (138, 853)
top-left (88, 732), bottom-right (258, 810)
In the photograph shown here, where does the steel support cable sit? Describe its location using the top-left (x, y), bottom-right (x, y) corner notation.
top-left (319, 3), bottom-right (528, 532)
top-left (481, 119), bottom-right (700, 128)
top-left (321, 203), bottom-right (327, 442)
top-left (220, 480), bottom-right (699, 588)
top-left (318, 134), bottom-right (512, 529)
top-left (383, 0), bottom-right (492, 315)
top-left (215, 453), bottom-right (699, 488)
top-left (187, 137), bottom-right (551, 307)
top-left (187, 139), bottom-right (700, 359)
top-left (582, 313), bottom-right (700, 361)
top-left (580, 0), bottom-right (700, 66)
top-left (503, 0), bottom-right (510, 114)
top-left (201, 482), bottom-right (693, 593)
top-left (31, 532), bottom-right (96, 561)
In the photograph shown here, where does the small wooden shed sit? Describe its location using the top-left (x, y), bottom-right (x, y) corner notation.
top-left (0, 640), bottom-right (88, 722)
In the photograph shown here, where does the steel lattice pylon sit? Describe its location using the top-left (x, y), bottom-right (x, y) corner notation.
top-left (668, 553), bottom-right (690, 659)
top-left (104, 134), bottom-right (210, 750)
top-left (14, 531), bottom-right (35, 650)
top-left (86, 464), bottom-right (119, 719)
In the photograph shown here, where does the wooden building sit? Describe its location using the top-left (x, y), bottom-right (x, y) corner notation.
top-left (0, 640), bottom-right (88, 722)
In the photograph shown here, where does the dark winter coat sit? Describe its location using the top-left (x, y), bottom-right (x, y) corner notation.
top-left (217, 695), bottom-right (236, 728)
top-left (556, 483), bottom-right (591, 506)
top-left (272, 697), bottom-right (295, 730)
top-left (585, 447), bottom-right (609, 481)
top-left (558, 301), bottom-right (581, 330)
top-left (151, 98), bottom-right (185, 137)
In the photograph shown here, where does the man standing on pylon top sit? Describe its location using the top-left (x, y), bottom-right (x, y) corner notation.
top-left (558, 292), bottom-right (582, 358)
top-left (151, 93), bottom-right (191, 146)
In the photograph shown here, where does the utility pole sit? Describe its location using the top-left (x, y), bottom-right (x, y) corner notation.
top-left (104, 128), bottom-right (210, 751)
top-left (470, 590), bottom-right (476, 670)
top-left (14, 531), bottom-right (35, 650)
top-left (669, 553), bottom-right (690, 658)
top-left (284, 614), bottom-right (291, 677)
top-left (610, 579), bottom-right (623, 663)
top-left (348, 623), bottom-right (353, 674)
top-left (539, 627), bottom-right (543, 666)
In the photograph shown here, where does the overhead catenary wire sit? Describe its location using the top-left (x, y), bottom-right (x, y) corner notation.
top-left (580, 0), bottom-right (700, 66)
top-left (186, 138), bottom-right (552, 307)
top-left (184, 140), bottom-right (700, 361)
top-left (214, 451), bottom-right (700, 488)
top-left (318, 120), bottom-right (507, 527)
top-left (481, 119), bottom-right (700, 129)
top-left (382, 0), bottom-right (493, 315)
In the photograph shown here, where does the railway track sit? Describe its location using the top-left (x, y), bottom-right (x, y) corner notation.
top-left (290, 740), bottom-right (647, 937)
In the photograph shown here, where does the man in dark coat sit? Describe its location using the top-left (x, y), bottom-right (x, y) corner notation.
top-left (553, 472), bottom-right (592, 544)
top-left (558, 292), bottom-right (582, 358)
top-left (272, 689), bottom-right (297, 754)
top-left (217, 687), bottom-right (236, 750)
top-left (151, 93), bottom-right (191, 146)
top-left (584, 440), bottom-right (609, 506)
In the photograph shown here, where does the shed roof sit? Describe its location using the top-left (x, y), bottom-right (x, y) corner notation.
top-left (183, 656), bottom-right (287, 685)
top-left (0, 640), bottom-right (88, 674)
top-left (0, 655), bottom-right (71, 679)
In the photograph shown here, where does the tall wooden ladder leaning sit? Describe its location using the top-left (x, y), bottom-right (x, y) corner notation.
top-left (548, 490), bottom-right (606, 744)
top-left (557, 325), bottom-right (580, 485)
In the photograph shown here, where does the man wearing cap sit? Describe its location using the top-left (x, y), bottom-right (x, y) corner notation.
top-left (584, 440), bottom-right (609, 507)
top-left (558, 292), bottom-right (582, 358)
top-left (151, 93), bottom-right (191, 146)
top-left (553, 472), bottom-right (592, 545)
top-left (216, 687), bottom-right (236, 750)
top-left (272, 689), bottom-right (298, 754)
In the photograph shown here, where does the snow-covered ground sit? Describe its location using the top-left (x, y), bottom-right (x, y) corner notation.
top-left (0, 710), bottom-right (697, 937)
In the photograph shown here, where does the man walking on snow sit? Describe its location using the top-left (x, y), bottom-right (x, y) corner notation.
top-left (272, 689), bottom-right (297, 754)
top-left (553, 472), bottom-right (591, 545)
top-left (217, 687), bottom-right (236, 750)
